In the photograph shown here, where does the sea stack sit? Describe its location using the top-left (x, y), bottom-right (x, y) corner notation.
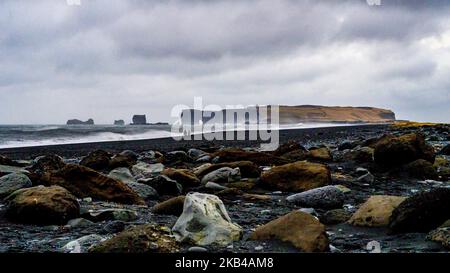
top-left (132, 115), bottom-right (147, 125)
top-left (114, 120), bottom-right (125, 126)
top-left (66, 119), bottom-right (94, 125)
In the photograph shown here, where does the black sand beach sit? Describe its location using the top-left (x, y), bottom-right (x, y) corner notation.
top-left (0, 124), bottom-right (388, 159)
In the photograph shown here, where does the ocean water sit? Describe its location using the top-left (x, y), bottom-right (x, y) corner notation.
top-left (0, 123), bottom-right (355, 149)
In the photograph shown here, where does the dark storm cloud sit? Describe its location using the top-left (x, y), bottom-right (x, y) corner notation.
top-left (0, 0), bottom-right (449, 123)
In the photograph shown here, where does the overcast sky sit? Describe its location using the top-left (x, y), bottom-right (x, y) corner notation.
top-left (0, 0), bottom-right (449, 124)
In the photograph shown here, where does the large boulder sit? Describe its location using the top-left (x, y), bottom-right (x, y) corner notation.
top-left (213, 148), bottom-right (289, 166)
top-left (0, 155), bottom-right (21, 167)
top-left (249, 210), bottom-right (329, 252)
top-left (320, 209), bottom-right (351, 225)
top-left (259, 161), bottom-right (331, 192)
top-left (172, 193), bottom-right (243, 246)
top-left (161, 168), bottom-right (200, 187)
top-left (201, 167), bottom-right (241, 184)
top-left (0, 173), bottom-right (32, 198)
top-left (108, 168), bottom-right (136, 184)
top-left (389, 188), bottom-right (450, 233)
top-left (152, 196), bottom-right (186, 216)
top-left (307, 147), bottom-right (333, 162)
top-left (4, 186), bottom-right (80, 225)
top-left (132, 162), bottom-right (164, 178)
top-left (402, 159), bottom-right (438, 180)
top-left (374, 133), bottom-right (435, 167)
top-left (80, 150), bottom-right (112, 171)
top-left (195, 161), bottom-right (261, 179)
top-left (30, 154), bottom-right (65, 174)
top-left (109, 154), bottom-right (136, 169)
top-left (40, 164), bottom-right (144, 205)
top-left (0, 165), bottom-right (30, 176)
top-left (349, 195), bottom-right (406, 227)
top-left (286, 186), bottom-right (345, 209)
top-left (90, 224), bottom-right (179, 253)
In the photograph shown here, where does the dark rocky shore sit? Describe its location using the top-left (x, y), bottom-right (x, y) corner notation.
top-left (0, 124), bottom-right (449, 253)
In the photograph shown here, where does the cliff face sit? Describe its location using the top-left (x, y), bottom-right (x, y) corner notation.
top-left (181, 105), bottom-right (395, 125)
top-left (277, 105), bottom-right (396, 124)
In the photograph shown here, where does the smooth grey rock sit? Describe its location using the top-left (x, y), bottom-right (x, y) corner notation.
top-left (286, 186), bottom-right (345, 209)
top-left (201, 167), bottom-right (241, 184)
top-left (66, 218), bottom-right (94, 228)
top-left (131, 162), bottom-right (164, 178)
top-left (188, 246), bottom-right (208, 253)
top-left (188, 148), bottom-right (207, 159)
top-left (84, 209), bottom-right (138, 222)
top-left (195, 155), bottom-right (211, 163)
top-left (205, 182), bottom-right (228, 191)
top-left (0, 165), bottom-right (29, 175)
top-left (172, 192), bottom-right (243, 246)
top-left (357, 172), bottom-right (375, 184)
top-left (0, 173), bottom-right (32, 198)
top-left (62, 234), bottom-right (104, 253)
top-left (125, 181), bottom-right (158, 200)
top-left (108, 168), bottom-right (136, 184)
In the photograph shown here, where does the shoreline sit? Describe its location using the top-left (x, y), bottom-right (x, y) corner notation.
top-left (0, 124), bottom-right (388, 159)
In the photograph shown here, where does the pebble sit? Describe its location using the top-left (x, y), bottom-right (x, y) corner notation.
top-left (188, 246), bottom-right (208, 253)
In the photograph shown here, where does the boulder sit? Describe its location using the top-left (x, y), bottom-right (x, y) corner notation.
top-left (161, 168), bottom-right (200, 187)
top-left (152, 196), bottom-right (186, 216)
top-left (66, 218), bottom-right (94, 228)
top-left (402, 159), bottom-right (438, 180)
top-left (90, 224), bottom-right (179, 253)
top-left (80, 150), bottom-right (112, 171)
top-left (389, 188), bottom-right (450, 233)
top-left (212, 148), bottom-right (289, 166)
top-left (125, 181), bottom-right (158, 200)
top-left (172, 193), bottom-right (243, 246)
top-left (114, 120), bottom-right (125, 126)
top-left (356, 172), bottom-right (375, 184)
top-left (109, 154), bottom-right (136, 169)
top-left (0, 155), bottom-right (21, 167)
top-left (374, 133), bottom-right (435, 167)
top-left (30, 154), bottom-right (65, 174)
top-left (349, 195), bottom-right (406, 227)
top-left (286, 186), bottom-right (345, 209)
top-left (320, 209), bottom-right (351, 225)
top-left (259, 161), bottom-right (331, 192)
top-left (427, 227), bottom-right (449, 249)
top-left (201, 167), bottom-right (241, 184)
top-left (67, 119), bottom-right (94, 125)
top-left (280, 149), bottom-right (309, 162)
top-left (273, 140), bottom-right (306, 156)
top-left (338, 141), bottom-right (357, 151)
top-left (249, 210), bottom-right (329, 252)
top-left (108, 168), bottom-right (136, 184)
top-left (351, 146), bottom-right (374, 163)
top-left (63, 234), bottom-right (104, 253)
top-left (307, 147), bottom-right (333, 162)
top-left (439, 144), bottom-right (450, 156)
top-left (139, 175), bottom-right (182, 196)
top-left (5, 186), bottom-right (80, 225)
top-left (164, 151), bottom-right (191, 163)
top-left (132, 162), bottom-right (164, 178)
top-left (187, 148), bottom-right (207, 159)
top-left (83, 209), bottom-right (138, 222)
top-left (0, 173), bottom-right (32, 198)
top-left (40, 164), bottom-right (144, 205)
top-left (195, 161), bottom-right (261, 179)
top-left (0, 165), bottom-right (30, 176)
